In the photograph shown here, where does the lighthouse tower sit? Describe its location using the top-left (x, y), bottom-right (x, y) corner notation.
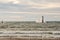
top-left (42, 16), bottom-right (44, 23)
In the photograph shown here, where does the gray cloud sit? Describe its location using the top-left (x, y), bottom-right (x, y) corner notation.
top-left (31, 0), bottom-right (60, 3)
top-left (0, 0), bottom-right (60, 21)
top-left (0, 3), bottom-right (60, 13)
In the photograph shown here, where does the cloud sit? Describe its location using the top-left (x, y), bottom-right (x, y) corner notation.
top-left (0, 0), bottom-right (60, 21)
top-left (9, 0), bottom-right (20, 4)
top-left (0, 3), bottom-right (60, 13)
top-left (0, 0), bottom-right (20, 4)
top-left (0, 0), bottom-right (60, 8)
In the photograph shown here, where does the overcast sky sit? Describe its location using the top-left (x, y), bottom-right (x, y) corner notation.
top-left (0, 0), bottom-right (60, 21)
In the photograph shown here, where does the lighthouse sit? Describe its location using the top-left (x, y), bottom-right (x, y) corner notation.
top-left (42, 16), bottom-right (44, 23)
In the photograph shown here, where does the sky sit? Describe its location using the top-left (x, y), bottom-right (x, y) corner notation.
top-left (0, 0), bottom-right (60, 21)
